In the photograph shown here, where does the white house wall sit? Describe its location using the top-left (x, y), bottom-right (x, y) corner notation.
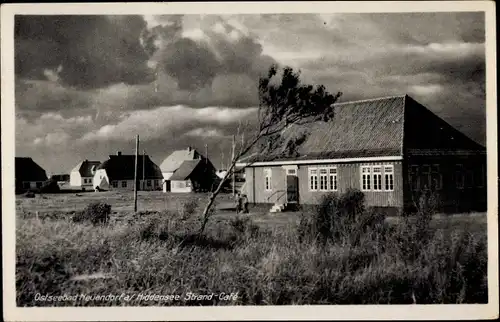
top-left (93, 169), bottom-right (110, 190)
top-left (70, 171), bottom-right (82, 187)
top-left (171, 180), bottom-right (193, 193)
top-left (163, 172), bottom-right (174, 180)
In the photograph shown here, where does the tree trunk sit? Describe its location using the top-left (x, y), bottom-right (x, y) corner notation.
top-left (197, 133), bottom-right (261, 236)
top-left (197, 162), bottom-right (237, 235)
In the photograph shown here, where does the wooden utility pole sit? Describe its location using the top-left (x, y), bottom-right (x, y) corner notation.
top-left (232, 135), bottom-right (236, 196)
top-left (221, 149), bottom-right (224, 170)
top-left (134, 135), bottom-right (139, 212)
top-left (205, 144), bottom-right (208, 164)
top-left (143, 149), bottom-right (146, 190)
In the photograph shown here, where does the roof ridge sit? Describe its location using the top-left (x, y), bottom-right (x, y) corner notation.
top-left (334, 94), bottom-right (408, 106)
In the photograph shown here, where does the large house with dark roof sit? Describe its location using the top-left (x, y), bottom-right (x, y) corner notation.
top-left (236, 95), bottom-right (486, 214)
top-left (70, 160), bottom-right (101, 190)
top-left (15, 157), bottom-right (48, 192)
top-left (93, 152), bottom-right (163, 191)
top-left (160, 146), bottom-right (217, 192)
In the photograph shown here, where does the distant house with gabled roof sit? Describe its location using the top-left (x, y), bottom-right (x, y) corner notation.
top-left (70, 160), bottom-right (101, 190)
top-left (169, 159), bottom-right (218, 193)
top-left (160, 146), bottom-right (216, 192)
top-left (15, 157), bottom-right (48, 192)
top-left (237, 95), bottom-right (486, 214)
top-left (93, 151), bottom-right (163, 191)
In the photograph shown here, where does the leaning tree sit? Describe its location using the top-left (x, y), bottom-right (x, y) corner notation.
top-left (198, 65), bottom-right (342, 236)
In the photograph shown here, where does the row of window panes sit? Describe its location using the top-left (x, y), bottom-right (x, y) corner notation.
top-left (22, 182), bottom-right (43, 188)
top-left (309, 167), bottom-right (337, 191)
top-left (111, 180), bottom-right (159, 188)
top-left (410, 164), bottom-right (485, 190)
top-left (361, 165), bottom-right (394, 191)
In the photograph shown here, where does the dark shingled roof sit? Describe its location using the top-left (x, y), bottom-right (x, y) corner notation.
top-left (169, 160), bottom-right (202, 181)
top-left (96, 155), bottom-right (163, 181)
top-left (240, 94), bottom-right (485, 164)
top-left (243, 95), bottom-right (406, 163)
top-left (15, 157), bottom-right (48, 182)
top-left (71, 160), bottom-right (101, 177)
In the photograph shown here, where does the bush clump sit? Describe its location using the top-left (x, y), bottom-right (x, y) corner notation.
top-left (23, 191), bottom-right (36, 198)
top-left (39, 179), bottom-right (60, 193)
top-left (229, 215), bottom-right (260, 239)
top-left (180, 197), bottom-right (199, 219)
top-left (72, 202), bottom-right (111, 225)
top-left (298, 189), bottom-right (370, 245)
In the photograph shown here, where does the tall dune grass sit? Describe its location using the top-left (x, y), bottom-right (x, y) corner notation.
top-left (16, 193), bottom-right (487, 306)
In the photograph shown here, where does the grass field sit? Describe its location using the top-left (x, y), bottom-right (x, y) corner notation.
top-left (16, 190), bottom-right (488, 306)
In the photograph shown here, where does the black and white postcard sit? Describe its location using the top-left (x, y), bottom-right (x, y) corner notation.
top-left (1, 1), bottom-right (498, 321)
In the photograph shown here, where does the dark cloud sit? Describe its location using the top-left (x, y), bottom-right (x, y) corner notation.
top-left (15, 15), bottom-right (154, 89)
top-left (13, 13), bottom-right (487, 174)
top-left (152, 16), bottom-right (277, 92)
top-left (161, 38), bottom-right (221, 90)
top-left (15, 80), bottom-right (92, 119)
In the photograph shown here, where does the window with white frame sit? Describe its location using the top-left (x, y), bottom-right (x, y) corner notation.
top-left (384, 165), bottom-right (394, 191)
top-left (373, 166), bottom-right (382, 191)
top-left (329, 167), bottom-right (337, 191)
top-left (112, 181), bottom-right (118, 188)
top-left (319, 168), bottom-right (328, 191)
top-left (431, 164), bottom-right (442, 190)
top-left (455, 164), bottom-right (464, 189)
top-left (309, 168), bottom-right (318, 191)
top-left (287, 168), bottom-right (297, 176)
top-left (264, 168), bottom-right (272, 191)
top-left (310, 166), bottom-right (337, 191)
top-left (122, 181), bottom-right (127, 188)
top-left (361, 166), bottom-right (371, 191)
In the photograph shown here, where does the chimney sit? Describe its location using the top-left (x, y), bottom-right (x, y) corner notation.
top-left (117, 151), bottom-right (122, 156)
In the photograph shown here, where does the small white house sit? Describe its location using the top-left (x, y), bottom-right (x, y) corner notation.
top-left (160, 146), bottom-right (208, 192)
top-left (70, 160), bottom-right (100, 190)
top-left (169, 159), bottom-right (218, 193)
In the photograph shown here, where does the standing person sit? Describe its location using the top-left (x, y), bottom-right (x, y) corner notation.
top-left (241, 194), bottom-right (249, 214)
top-left (235, 193), bottom-right (242, 214)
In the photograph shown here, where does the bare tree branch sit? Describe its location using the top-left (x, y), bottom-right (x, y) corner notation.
top-left (197, 65), bottom-right (342, 236)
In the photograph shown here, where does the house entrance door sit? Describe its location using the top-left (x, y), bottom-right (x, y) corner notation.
top-left (286, 173), bottom-right (298, 203)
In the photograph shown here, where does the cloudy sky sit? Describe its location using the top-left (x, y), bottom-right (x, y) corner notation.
top-left (14, 12), bottom-right (486, 175)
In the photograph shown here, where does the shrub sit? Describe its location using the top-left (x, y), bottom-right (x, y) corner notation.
top-left (23, 191), bottom-right (36, 198)
top-left (39, 179), bottom-right (60, 193)
top-left (338, 188), bottom-right (365, 220)
top-left (180, 197), bottom-right (199, 219)
top-left (299, 190), bottom-right (392, 247)
top-left (305, 190), bottom-right (366, 245)
top-left (72, 202), bottom-right (111, 225)
top-left (229, 216), bottom-right (260, 238)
